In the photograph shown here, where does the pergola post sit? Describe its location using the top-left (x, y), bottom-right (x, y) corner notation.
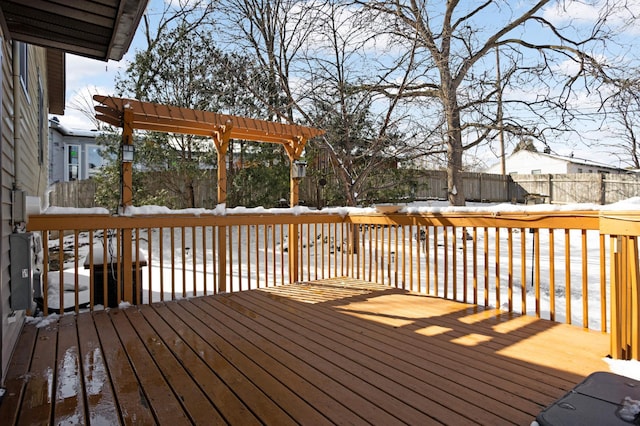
top-left (289, 163), bottom-right (300, 283)
top-left (121, 106), bottom-right (134, 303)
top-left (213, 123), bottom-right (232, 292)
top-left (121, 107), bottom-right (134, 209)
top-left (285, 137), bottom-right (306, 283)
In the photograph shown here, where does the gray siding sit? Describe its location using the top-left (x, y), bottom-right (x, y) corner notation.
top-left (1, 40), bottom-right (50, 382)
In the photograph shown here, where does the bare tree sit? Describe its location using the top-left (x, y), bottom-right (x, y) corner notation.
top-left (218, 0), bottom-right (430, 205)
top-left (353, 1), bottom-right (629, 205)
top-left (600, 75), bottom-right (640, 169)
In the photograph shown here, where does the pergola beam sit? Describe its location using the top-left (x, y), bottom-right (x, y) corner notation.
top-left (94, 96), bottom-right (324, 144)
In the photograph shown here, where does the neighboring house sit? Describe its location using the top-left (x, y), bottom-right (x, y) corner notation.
top-left (0, 0), bottom-right (147, 384)
top-left (484, 150), bottom-right (630, 175)
top-left (48, 117), bottom-right (103, 183)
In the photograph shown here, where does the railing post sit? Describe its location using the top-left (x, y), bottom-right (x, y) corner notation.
top-left (610, 236), bottom-right (622, 359)
top-left (602, 212), bottom-right (640, 360)
top-left (626, 236), bottom-right (640, 360)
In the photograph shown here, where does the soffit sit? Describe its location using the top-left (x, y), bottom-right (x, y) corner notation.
top-left (0, 0), bottom-right (148, 61)
top-left (47, 49), bottom-right (65, 115)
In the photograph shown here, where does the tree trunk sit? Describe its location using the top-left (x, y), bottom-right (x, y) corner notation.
top-left (444, 92), bottom-right (466, 206)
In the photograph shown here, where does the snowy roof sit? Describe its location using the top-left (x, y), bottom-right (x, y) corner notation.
top-left (49, 118), bottom-right (101, 138)
top-left (485, 149), bottom-right (631, 173)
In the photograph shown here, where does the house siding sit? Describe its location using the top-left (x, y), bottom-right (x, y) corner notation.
top-left (0, 39), bottom-right (49, 382)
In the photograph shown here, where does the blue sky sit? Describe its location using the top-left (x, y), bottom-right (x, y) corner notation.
top-left (53, 0), bottom-right (640, 169)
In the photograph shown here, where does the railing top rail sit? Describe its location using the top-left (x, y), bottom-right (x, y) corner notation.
top-left (27, 209), bottom-right (604, 232)
top-left (600, 210), bottom-right (640, 235)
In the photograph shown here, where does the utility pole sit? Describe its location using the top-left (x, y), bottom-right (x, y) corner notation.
top-left (496, 47), bottom-right (506, 176)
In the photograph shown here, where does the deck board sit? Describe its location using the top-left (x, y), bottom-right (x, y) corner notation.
top-left (2, 278), bottom-right (610, 425)
top-left (236, 288), bottom-right (533, 424)
top-left (0, 322), bottom-right (37, 424)
top-left (76, 308), bottom-right (120, 424)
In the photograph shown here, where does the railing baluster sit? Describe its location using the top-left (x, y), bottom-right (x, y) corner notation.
top-left (238, 225), bottom-right (243, 291)
top-left (484, 227), bottom-right (489, 307)
top-left (116, 229), bottom-right (122, 306)
top-left (462, 226), bottom-right (468, 303)
top-left (192, 226), bottom-right (197, 297)
top-left (520, 228), bottom-right (526, 315)
top-left (181, 226), bottom-right (186, 298)
top-left (228, 225), bottom-right (234, 291)
top-left (280, 223), bottom-right (285, 284)
top-left (89, 231), bottom-right (94, 308)
top-left (507, 228), bottom-right (513, 312)
top-left (549, 229), bottom-right (556, 321)
top-left (582, 229), bottom-right (589, 328)
top-left (416, 225), bottom-right (422, 293)
top-left (374, 224), bottom-right (379, 284)
top-left (394, 224), bottom-right (399, 288)
top-left (211, 226), bottom-right (219, 294)
top-left (433, 227), bottom-right (438, 296)
top-left (408, 225), bottom-right (413, 292)
top-left (103, 229), bottom-right (109, 305)
top-left (307, 223), bottom-right (311, 282)
top-left (494, 227), bottom-right (500, 309)
top-left (600, 234), bottom-right (607, 332)
top-left (256, 225), bottom-right (260, 288)
top-left (58, 229), bottom-right (64, 312)
top-left (565, 229), bottom-right (571, 324)
top-left (201, 226), bottom-right (207, 296)
top-left (534, 228), bottom-right (541, 318)
top-left (147, 228), bottom-right (153, 302)
top-left (443, 226), bottom-right (449, 298)
top-left (452, 226), bottom-right (457, 300)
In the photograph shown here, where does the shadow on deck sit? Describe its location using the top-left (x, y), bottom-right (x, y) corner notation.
top-left (0, 278), bottom-right (610, 425)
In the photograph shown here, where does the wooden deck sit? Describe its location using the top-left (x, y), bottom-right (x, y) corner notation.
top-left (1, 278), bottom-right (610, 425)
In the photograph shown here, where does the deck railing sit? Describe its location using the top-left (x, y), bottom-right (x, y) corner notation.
top-left (27, 208), bottom-right (640, 359)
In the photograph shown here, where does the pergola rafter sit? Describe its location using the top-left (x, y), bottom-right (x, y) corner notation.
top-left (94, 95), bottom-right (324, 146)
top-left (94, 95), bottom-right (325, 286)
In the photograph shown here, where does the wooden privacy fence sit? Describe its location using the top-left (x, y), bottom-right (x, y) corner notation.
top-left (27, 208), bottom-right (640, 360)
top-left (49, 171), bottom-right (640, 208)
top-left (48, 180), bottom-right (99, 208)
top-left (512, 173), bottom-right (640, 205)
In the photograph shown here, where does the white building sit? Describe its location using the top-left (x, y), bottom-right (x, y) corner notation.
top-left (484, 150), bottom-right (629, 175)
top-left (48, 117), bottom-right (105, 183)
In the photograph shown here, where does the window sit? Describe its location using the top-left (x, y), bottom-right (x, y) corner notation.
top-left (66, 145), bottom-right (80, 181)
top-left (531, 169), bottom-right (541, 174)
top-left (87, 144), bottom-right (106, 178)
top-left (577, 168), bottom-right (583, 173)
top-left (18, 42), bottom-right (28, 94)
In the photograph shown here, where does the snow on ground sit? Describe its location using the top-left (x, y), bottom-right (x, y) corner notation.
top-left (34, 197), bottom-right (640, 380)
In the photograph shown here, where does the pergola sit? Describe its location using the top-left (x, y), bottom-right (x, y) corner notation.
top-left (94, 95), bottom-right (325, 208)
top-left (93, 95), bottom-right (325, 286)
